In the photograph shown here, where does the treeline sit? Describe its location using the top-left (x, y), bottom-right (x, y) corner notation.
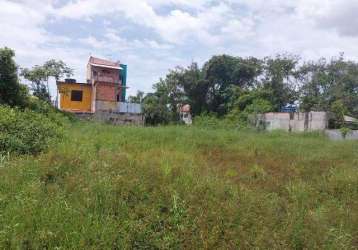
top-left (0, 47), bottom-right (73, 155)
top-left (0, 47), bottom-right (73, 107)
top-left (133, 54), bottom-right (358, 126)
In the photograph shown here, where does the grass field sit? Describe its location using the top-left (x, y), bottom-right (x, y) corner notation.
top-left (0, 122), bottom-right (357, 249)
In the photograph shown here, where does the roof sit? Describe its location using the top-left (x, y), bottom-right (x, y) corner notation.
top-left (180, 104), bottom-right (191, 113)
top-left (88, 56), bottom-right (122, 69)
top-left (344, 115), bottom-right (357, 122)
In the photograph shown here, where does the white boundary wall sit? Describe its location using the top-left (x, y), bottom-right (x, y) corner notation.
top-left (263, 112), bottom-right (328, 132)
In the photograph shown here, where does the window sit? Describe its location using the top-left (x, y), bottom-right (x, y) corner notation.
top-left (71, 90), bottom-right (83, 102)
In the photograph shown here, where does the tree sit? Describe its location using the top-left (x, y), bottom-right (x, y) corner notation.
top-left (128, 91), bottom-right (144, 103)
top-left (142, 93), bottom-right (171, 125)
top-left (43, 59), bottom-right (73, 81)
top-left (21, 66), bottom-right (50, 101)
top-left (203, 55), bottom-right (241, 115)
top-left (299, 54), bottom-right (358, 117)
top-left (261, 54), bottom-right (300, 111)
top-left (143, 52), bottom-right (357, 126)
top-left (21, 60), bottom-right (73, 102)
top-left (153, 70), bottom-right (185, 121)
top-left (330, 100), bottom-right (348, 128)
top-left (0, 47), bottom-right (29, 107)
top-left (202, 55), bottom-right (263, 116)
top-left (173, 63), bottom-right (208, 116)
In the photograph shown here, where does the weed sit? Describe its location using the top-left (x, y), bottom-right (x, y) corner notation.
top-left (0, 122), bottom-right (357, 249)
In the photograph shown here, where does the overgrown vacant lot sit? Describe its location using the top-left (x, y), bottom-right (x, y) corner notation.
top-left (1, 122), bottom-right (357, 249)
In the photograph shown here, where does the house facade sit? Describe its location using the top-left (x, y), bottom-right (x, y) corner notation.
top-left (57, 56), bottom-right (127, 113)
top-left (178, 104), bottom-right (192, 125)
top-left (57, 57), bottom-right (143, 125)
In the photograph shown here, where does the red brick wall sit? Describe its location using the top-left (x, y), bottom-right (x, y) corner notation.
top-left (92, 67), bottom-right (120, 84)
top-left (96, 83), bottom-right (121, 101)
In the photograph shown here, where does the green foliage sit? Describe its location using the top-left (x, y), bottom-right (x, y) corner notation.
top-left (243, 98), bottom-right (273, 114)
top-left (144, 54), bottom-right (304, 125)
top-left (331, 100), bottom-right (348, 126)
top-left (21, 66), bottom-right (50, 101)
top-left (43, 59), bottom-right (73, 81)
top-left (203, 55), bottom-right (264, 115)
top-left (0, 47), bottom-right (29, 108)
top-left (142, 93), bottom-right (171, 125)
top-left (340, 127), bottom-right (352, 139)
top-left (193, 113), bottom-right (237, 129)
top-left (0, 105), bottom-right (65, 155)
top-left (128, 90), bottom-right (144, 103)
top-left (262, 54), bottom-right (300, 111)
top-left (0, 123), bottom-right (357, 249)
top-left (300, 55), bottom-right (358, 117)
top-left (21, 59), bottom-right (74, 102)
top-left (144, 53), bottom-right (358, 126)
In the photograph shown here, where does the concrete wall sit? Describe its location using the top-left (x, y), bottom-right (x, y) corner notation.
top-left (74, 111), bottom-right (144, 126)
top-left (263, 112), bottom-right (328, 132)
top-left (264, 113), bottom-right (291, 131)
top-left (325, 130), bottom-right (358, 141)
top-left (118, 102), bottom-right (142, 114)
top-left (308, 112), bottom-right (328, 131)
top-left (291, 112), bottom-right (305, 131)
top-left (95, 101), bottom-right (142, 114)
top-left (95, 100), bottom-right (117, 111)
top-left (93, 111), bottom-right (144, 126)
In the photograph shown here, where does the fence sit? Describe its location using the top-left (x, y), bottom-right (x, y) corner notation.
top-left (118, 102), bottom-right (142, 114)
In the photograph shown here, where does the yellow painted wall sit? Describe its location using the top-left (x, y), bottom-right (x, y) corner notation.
top-left (58, 83), bottom-right (92, 112)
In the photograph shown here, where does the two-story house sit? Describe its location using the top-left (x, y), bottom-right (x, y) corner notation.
top-left (57, 56), bottom-right (127, 113)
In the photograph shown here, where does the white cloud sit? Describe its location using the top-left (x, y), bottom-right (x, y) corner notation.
top-left (298, 0), bottom-right (358, 37)
top-left (2, 0), bottom-right (358, 97)
top-left (56, 0), bottom-right (254, 45)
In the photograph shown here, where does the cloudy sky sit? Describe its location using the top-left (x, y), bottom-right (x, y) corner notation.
top-left (1, 0), bottom-right (358, 97)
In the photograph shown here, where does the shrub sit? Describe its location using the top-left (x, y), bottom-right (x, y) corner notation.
top-left (0, 105), bottom-right (65, 155)
top-left (28, 97), bottom-right (76, 123)
top-left (340, 127), bottom-right (352, 139)
top-left (193, 113), bottom-right (237, 129)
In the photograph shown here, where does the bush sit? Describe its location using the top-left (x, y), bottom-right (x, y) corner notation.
top-left (0, 105), bottom-right (65, 155)
top-left (193, 113), bottom-right (237, 129)
top-left (340, 127), bottom-right (352, 139)
top-left (28, 97), bottom-right (76, 123)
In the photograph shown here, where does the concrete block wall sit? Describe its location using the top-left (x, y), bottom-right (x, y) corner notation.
top-left (325, 129), bottom-right (358, 140)
top-left (95, 100), bottom-right (117, 111)
top-left (308, 112), bottom-right (327, 131)
top-left (93, 111), bottom-right (144, 126)
top-left (262, 112), bottom-right (328, 132)
top-left (291, 113), bottom-right (305, 131)
top-left (74, 111), bottom-right (144, 126)
top-left (264, 113), bottom-right (291, 130)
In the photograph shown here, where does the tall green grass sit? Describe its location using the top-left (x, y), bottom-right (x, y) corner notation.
top-left (0, 122), bottom-right (357, 249)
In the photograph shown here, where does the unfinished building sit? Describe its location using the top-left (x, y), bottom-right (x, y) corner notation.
top-left (57, 57), bottom-right (143, 125)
